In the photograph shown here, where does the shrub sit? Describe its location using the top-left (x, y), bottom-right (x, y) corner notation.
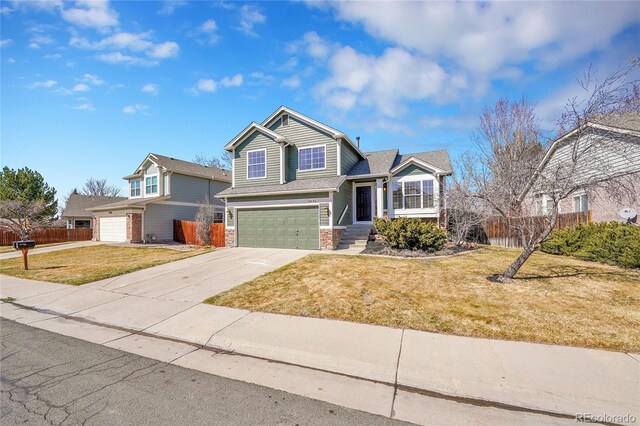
top-left (373, 217), bottom-right (447, 252)
top-left (541, 222), bottom-right (640, 268)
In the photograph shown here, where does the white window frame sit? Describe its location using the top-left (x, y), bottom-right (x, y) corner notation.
top-left (144, 174), bottom-right (158, 196)
top-left (246, 148), bottom-right (267, 180)
top-left (391, 176), bottom-right (438, 211)
top-left (298, 144), bottom-right (327, 172)
top-left (573, 192), bottom-right (588, 213)
top-left (130, 179), bottom-right (142, 198)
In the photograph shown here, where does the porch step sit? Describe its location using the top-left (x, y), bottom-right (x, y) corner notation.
top-left (339, 238), bottom-right (368, 245)
top-left (338, 224), bottom-right (373, 250)
top-left (338, 242), bottom-right (367, 250)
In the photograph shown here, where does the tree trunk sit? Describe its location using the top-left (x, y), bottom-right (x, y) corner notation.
top-left (503, 245), bottom-right (536, 278)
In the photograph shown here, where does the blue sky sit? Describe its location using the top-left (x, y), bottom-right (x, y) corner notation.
top-left (2, 0), bottom-right (639, 200)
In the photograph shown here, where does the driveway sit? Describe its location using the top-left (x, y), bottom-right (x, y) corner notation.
top-left (85, 247), bottom-right (311, 302)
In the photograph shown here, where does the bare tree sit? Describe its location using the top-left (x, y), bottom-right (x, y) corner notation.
top-left (459, 59), bottom-right (639, 281)
top-left (0, 200), bottom-right (52, 240)
top-left (81, 178), bottom-right (121, 197)
top-left (193, 151), bottom-right (232, 169)
top-left (446, 176), bottom-right (490, 244)
top-left (195, 198), bottom-right (221, 246)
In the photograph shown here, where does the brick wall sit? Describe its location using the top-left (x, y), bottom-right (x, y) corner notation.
top-left (320, 228), bottom-right (343, 250)
top-left (225, 229), bottom-right (235, 248)
top-left (126, 213), bottom-right (142, 243)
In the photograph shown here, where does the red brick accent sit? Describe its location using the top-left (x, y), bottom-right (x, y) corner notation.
top-left (92, 216), bottom-right (100, 241)
top-left (225, 228), bottom-right (236, 248)
top-left (320, 228), bottom-right (343, 250)
top-left (126, 213), bottom-right (142, 243)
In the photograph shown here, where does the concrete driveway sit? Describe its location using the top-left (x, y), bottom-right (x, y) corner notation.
top-left (85, 247), bottom-right (311, 303)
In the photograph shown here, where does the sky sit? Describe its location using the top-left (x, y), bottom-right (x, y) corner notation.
top-left (1, 0), bottom-right (639, 200)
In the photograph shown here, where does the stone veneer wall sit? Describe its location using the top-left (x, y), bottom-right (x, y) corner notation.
top-left (225, 229), bottom-right (236, 248)
top-left (92, 216), bottom-right (100, 241)
top-left (126, 213), bottom-right (142, 243)
top-left (320, 228), bottom-right (343, 250)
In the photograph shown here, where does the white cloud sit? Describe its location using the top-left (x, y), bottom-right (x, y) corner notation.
top-left (28, 79), bottom-right (58, 89)
top-left (82, 73), bottom-right (105, 86)
top-left (0, 6), bottom-right (12, 15)
top-left (73, 102), bottom-right (95, 111)
top-left (220, 74), bottom-right (243, 88)
top-left (147, 41), bottom-right (179, 58)
top-left (72, 83), bottom-right (90, 92)
top-left (237, 5), bottom-right (266, 37)
top-left (190, 19), bottom-right (220, 45)
top-left (122, 104), bottom-right (148, 114)
top-left (28, 43), bottom-right (40, 49)
top-left (309, 1), bottom-right (640, 74)
top-left (7, 58), bottom-right (16, 64)
top-left (157, 0), bottom-right (187, 16)
top-left (1, 39), bottom-right (13, 48)
top-left (288, 32), bottom-right (330, 60)
top-left (282, 75), bottom-right (301, 89)
top-left (30, 34), bottom-right (54, 45)
top-left (141, 83), bottom-right (159, 95)
top-left (61, 0), bottom-right (119, 30)
top-left (10, 0), bottom-right (62, 12)
top-left (194, 78), bottom-right (217, 93)
top-left (96, 52), bottom-right (157, 67)
top-left (44, 53), bottom-right (62, 59)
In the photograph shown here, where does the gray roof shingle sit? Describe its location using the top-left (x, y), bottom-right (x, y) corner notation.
top-left (392, 150), bottom-right (453, 174)
top-left (86, 195), bottom-right (171, 211)
top-left (217, 176), bottom-right (346, 197)
top-left (348, 149), bottom-right (399, 176)
top-left (145, 153), bottom-right (232, 182)
top-left (591, 112), bottom-right (640, 132)
top-left (62, 193), bottom-right (127, 218)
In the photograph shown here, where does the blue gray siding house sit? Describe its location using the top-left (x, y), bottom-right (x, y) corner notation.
top-left (217, 106), bottom-right (453, 250)
top-left (88, 153), bottom-right (230, 243)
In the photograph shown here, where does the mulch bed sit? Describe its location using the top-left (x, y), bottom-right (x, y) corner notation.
top-left (361, 238), bottom-right (477, 258)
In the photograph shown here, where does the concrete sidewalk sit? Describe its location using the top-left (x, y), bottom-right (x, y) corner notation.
top-left (0, 275), bottom-right (637, 425)
top-left (0, 240), bottom-right (99, 260)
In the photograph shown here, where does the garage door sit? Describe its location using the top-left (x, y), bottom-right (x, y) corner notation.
top-left (237, 206), bottom-right (319, 250)
top-left (99, 216), bottom-right (127, 242)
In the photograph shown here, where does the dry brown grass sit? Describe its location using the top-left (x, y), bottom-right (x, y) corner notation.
top-left (0, 244), bottom-right (210, 285)
top-left (206, 247), bottom-right (640, 352)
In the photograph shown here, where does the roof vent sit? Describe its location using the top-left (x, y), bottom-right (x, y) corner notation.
top-left (356, 136), bottom-right (360, 148)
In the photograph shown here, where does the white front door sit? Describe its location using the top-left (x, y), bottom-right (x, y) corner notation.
top-left (99, 217), bottom-right (127, 242)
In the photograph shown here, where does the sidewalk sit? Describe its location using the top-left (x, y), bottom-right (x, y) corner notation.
top-left (1, 275), bottom-right (637, 425)
top-left (0, 240), bottom-right (98, 260)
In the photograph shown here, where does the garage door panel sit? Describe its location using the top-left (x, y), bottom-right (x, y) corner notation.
top-left (99, 217), bottom-right (126, 242)
top-left (237, 207), bottom-right (319, 250)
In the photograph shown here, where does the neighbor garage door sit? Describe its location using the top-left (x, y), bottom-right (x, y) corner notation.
top-left (99, 216), bottom-right (127, 242)
top-left (237, 206), bottom-right (319, 250)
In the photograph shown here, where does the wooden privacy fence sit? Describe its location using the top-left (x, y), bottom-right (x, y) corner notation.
top-left (173, 220), bottom-right (225, 247)
top-left (0, 228), bottom-right (93, 246)
top-left (484, 211), bottom-right (592, 248)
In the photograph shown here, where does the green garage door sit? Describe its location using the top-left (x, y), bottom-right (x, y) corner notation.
top-left (237, 206), bottom-right (319, 250)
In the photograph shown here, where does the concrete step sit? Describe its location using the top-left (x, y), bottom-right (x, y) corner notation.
top-left (338, 242), bottom-right (367, 249)
top-left (340, 239), bottom-right (368, 245)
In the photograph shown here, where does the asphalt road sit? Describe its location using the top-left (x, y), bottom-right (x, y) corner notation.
top-left (0, 319), bottom-right (408, 426)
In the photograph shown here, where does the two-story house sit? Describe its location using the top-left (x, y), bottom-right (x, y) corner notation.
top-left (88, 153), bottom-right (231, 243)
top-left (216, 106), bottom-right (453, 250)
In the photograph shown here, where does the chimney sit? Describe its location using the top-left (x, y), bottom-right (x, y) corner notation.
top-left (356, 136), bottom-right (360, 148)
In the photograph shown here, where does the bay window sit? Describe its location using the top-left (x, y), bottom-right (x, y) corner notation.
top-left (392, 179), bottom-right (436, 210)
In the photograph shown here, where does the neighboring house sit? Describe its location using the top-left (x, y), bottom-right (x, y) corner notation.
top-left (88, 153), bottom-right (231, 243)
top-left (62, 192), bottom-right (127, 229)
top-left (216, 106), bottom-right (453, 250)
top-left (527, 112), bottom-right (640, 223)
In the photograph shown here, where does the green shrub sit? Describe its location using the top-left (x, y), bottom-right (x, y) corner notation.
top-left (541, 222), bottom-right (640, 268)
top-left (373, 217), bottom-right (447, 252)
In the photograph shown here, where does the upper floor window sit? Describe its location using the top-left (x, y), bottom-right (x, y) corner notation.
top-left (130, 180), bottom-right (141, 197)
top-left (573, 193), bottom-right (588, 213)
top-left (247, 149), bottom-right (266, 179)
top-left (299, 145), bottom-right (326, 171)
top-left (392, 179), bottom-right (436, 209)
top-left (145, 176), bottom-right (158, 195)
top-left (282, 114), bottom-right (289, 127)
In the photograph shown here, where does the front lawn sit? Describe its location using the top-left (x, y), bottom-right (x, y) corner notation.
top-left (0, 244), bottom-right (211, 285)
top-left (205, 247), bottom-right (640, 352)
top-left (0, 242), bottom-right (75, 254)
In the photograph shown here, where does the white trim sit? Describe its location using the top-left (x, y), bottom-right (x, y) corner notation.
top-left (297, 144), bottom-right (327, 172)
top-left (334, 226), bottom-right (347, 230)
top-left (376, 178), bottom-right (383, 218)
top-left (231, 149), bottom-right (236, 187)
top-left (143, 173), bottom-right (159, 197)
top-left (225, 122), bottom-right (289, 150)
top-left (129, 178), bottom-right (142, 199)
top-left (228, 198), bottom-right (329, 208)
top-left (155, 200), bottom-right (224, 208)
top-left (218, 185), bottom-right (343, 198)
top-left (319, 226), bottom-right (334, 230)
top-left (338, 204), bottom-right (348, 225)
top-left (390, 157), bottom-right (446, 175)
top-left (234, 202), bottom-right (322, 209)
top-left (246, 148), bottom-right (267, 180)
top-left (390, 175), bottom-right (439, 217)
top-left (352, 182), bottom-right (375, 224)
top-left (336, 138), bottom-right (342, 176)
top-left (279, 144), bottom-right (285, 184)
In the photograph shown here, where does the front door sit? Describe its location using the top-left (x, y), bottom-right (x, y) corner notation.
top-left (355, 186), bottom-right (372, 222)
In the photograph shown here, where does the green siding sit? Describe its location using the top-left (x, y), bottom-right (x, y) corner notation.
top-left (393, 164), bottom-right (434, 178)
top-left (341, 143), bottom-right (360, 175)
top-left (269, 116), bottom-right (338, 181)
top-left (227, 192), bottom-right (328, 203)
top-left (237, 206), bottom-right (319, 250)
top-left (226, 207), bottom-right (234, 227)
top-left (170, 173), bottom-right (227, 206)
top-left (144, 203), bottom-right (199, 241)
top-left (319, 202), bottom-right (330, 226)
top-left (234, 132), bottom-right (281, 187)
top-left (333, 181), bottom-right (353, 226)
